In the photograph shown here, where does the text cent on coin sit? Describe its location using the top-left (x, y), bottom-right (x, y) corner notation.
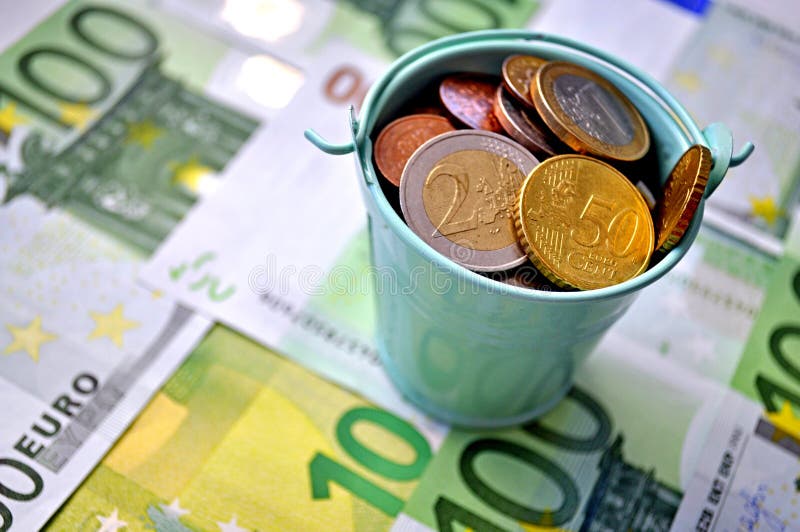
top-left (515, 154), bottom-right (654, 289)
top-left (374, 114), bottom-right (455, 186)
top-left (655, 145), bottom-right (712, 252)
top-left (532, 62), bottom-right (650, 161)
top-left (400, 130), bottom-right (539, 272)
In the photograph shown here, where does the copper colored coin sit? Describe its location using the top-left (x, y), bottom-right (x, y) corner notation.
top-left (374, 114), bottom-right (455, 186)
top-left (439, 74), bottom-right (503, 133)
top-left (408, 104), bottom-right (448, 117)
top-left (655, 145), bottom-right (712, 252)
top-left (502, 54), bottom-right (547, 108)
top-left (493, 86), bottom-right (565, 159)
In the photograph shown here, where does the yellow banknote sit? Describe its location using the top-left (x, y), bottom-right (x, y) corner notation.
top-left (46, 326), bottom-right (435, 531)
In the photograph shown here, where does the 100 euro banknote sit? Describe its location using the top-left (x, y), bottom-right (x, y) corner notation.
top-left (0, 0), bottom-right (296, 527)
top-left (157, 0), bottom-right (542, 64)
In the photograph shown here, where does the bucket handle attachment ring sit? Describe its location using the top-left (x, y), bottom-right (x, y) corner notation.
top-left (702, 123), bottom-right (754, 198)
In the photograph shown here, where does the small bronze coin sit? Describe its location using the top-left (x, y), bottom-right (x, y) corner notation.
top-left (655, 145), bottom-right (712, 252)
top-left (409, 105), bottom-right (448, 116)
top-left (493, 86), bottom-right (565, 160)
top-left (439, 74), bottom-right (503, 133)
top-left (374, 114), bottom-right (455, 187)
top-left (502, 54), bottom-right (547, 108)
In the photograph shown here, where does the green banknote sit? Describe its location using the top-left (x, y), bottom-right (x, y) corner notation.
top-left (0, 0), bottom-right (258, 253)
top-left (396, 330), bottom-right (727, 532)
top-left (670, 391), bottom-right (800, 531)
top-left (612, 227), bottom-right (775, 384)
top-left (0, 1), bottom-right (273, 528)
top-left (730, 219), bottom-right (800, 425)
top-left (389, 226), bottom-right (779, 532)
top-left (158, 0), bottom-right (541, 63)
top-left (665, 219), bottom-right (800, 531)
top-left (0, 196), bottom-right (211, 532)
top-left (46, 326), bottom-right (443, 532)
top-left (315, 0), bottom-right (541, 59)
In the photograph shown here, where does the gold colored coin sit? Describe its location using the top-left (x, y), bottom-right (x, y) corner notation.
top-left (532, 62), bottom-right (650, 162)
top-left (400, 130), bottom-right (539, 272)
top-left (501, 54), bottom-right (547, 107)
top-left (515, 154), bottom-right (655, 290)
top-left (422, 150), bottom-right (522, 251)
top-left (655, 145), bottom-right (712, 252)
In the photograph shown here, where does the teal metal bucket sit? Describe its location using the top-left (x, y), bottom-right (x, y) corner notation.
top-left (306, 30), bottom-right (753, 428)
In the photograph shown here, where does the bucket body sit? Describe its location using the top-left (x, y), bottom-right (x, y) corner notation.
top-left (308, 31), bottom-right (747, 427)
top-left (367, 211), bottom-right (636, 427)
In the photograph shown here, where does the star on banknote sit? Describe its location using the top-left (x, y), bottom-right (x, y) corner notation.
top-left (4, 315), bottom-right (56, 361)
top-left (97, 508), bottom-right (127, 532)
top-left (88, 304), bottom-right (140, 348)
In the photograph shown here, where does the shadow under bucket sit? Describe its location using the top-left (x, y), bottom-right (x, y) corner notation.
top-left (306, 30), bottom-right (753, 428)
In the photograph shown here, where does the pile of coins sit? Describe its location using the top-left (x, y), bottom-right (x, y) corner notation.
top-left (372, 56), bottom-right (712, 291)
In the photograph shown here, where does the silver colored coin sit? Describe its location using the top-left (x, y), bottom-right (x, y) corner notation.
top-left (552, 73), bottom-right (634, 146)
top-left (635, 180), bottom-right (657, 210)
top-left (493, 86), bottom-right (564, 159)
top-left (399, 130), bottom-right (539, 272)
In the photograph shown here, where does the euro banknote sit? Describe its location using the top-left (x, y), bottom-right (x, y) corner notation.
top-left (156, 0), bottom-right (542, 63)
top-left (0, 0), bottom-right (260, 254)
top-left (670, 391), bottom-right (800, 531)
top-left (729, 215), bottom-right (800, 452)
top-left (0, 0), bottom-right (290, 527)
top-left (46, 325), bottom-right (446, 531)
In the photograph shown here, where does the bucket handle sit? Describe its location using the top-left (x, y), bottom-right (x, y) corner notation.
top-left (304, 30), bottom-right (754, 197)
top-left (304, 128), bottom-right (354, 156)
top-left (304, 30), bottom-right (523, 156)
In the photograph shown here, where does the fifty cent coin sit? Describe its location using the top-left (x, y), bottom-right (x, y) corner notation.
top-left (515, 154), bottom-right (654, 289)
top-left (532, 62), bottom-right (650, 161)
top-left (374, 114), bottom-right (455, 186)
top-left (439, 74), bottom-right (503, 133)
top-left (400, 130), bottom-right (539, 272)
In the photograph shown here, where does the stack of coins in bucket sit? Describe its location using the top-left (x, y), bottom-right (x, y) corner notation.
top-left (373, 55), bottom-right (712, 291)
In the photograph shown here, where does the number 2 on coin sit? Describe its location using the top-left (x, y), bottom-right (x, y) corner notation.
top-left (426, 165), bottom-right (477, 237)
top-left (572, 195), bottom-right (642, 257)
